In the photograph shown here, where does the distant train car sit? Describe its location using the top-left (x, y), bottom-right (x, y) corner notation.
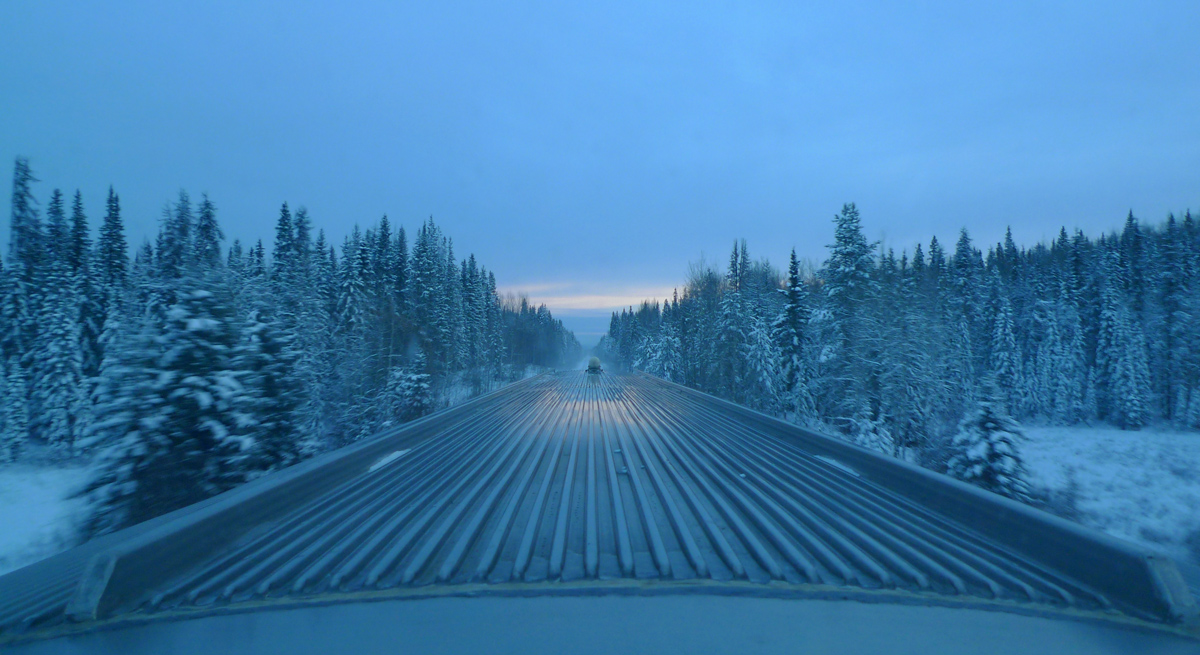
top-left (587, 356), bottom-right (602, 374)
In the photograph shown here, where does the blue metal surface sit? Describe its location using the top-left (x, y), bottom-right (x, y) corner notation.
top-left (0, 372), bottom-right (1195, 643)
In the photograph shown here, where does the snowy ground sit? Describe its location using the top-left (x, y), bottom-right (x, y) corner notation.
top-left (1021, 425), bottom-right (1200, 565)
top-left (0, 460), bottom-right (92, 577)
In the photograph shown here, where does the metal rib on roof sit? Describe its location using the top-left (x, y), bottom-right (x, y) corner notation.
top-left (1, 371), bottom-right (1197, 642)
top-left (141, 374), bottom-right (1102, 606)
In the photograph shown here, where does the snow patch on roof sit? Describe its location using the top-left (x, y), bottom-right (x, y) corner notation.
top-left (368, 449), bottom-right (410, 473)
top-left (814, 455), bottom-right (860, 477)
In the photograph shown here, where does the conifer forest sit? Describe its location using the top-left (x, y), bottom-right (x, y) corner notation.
top-left (1, 158), bottom-right (580, 535)
top-left (599, 203), bottom-right (1200, 494)
top-left (2, 154), bottom-right (1198, 550)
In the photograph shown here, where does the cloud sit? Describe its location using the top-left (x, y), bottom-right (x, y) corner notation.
top-left (496, 281), bottom-right (678, 313)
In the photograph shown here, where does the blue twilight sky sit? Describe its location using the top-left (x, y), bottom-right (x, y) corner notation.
top-left (3, 1), bottom-right (1199, 346)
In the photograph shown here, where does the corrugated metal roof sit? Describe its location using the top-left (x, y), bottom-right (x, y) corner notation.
top-left (1, 372), bottom-right (1197, 642)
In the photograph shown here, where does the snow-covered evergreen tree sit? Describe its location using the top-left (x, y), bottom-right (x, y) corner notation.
top-left (147, 282), bottom-right (251, 503)
top-left (775, 249), bottom-right (814, 422)
top-left (336, 229), bottom-right (368, 337)
top-left (96, 186), bottom-right (128, 288)
top-left (157, 191), bottom-right (193, 280)
top-left (0, 355), bottom-right (29, 462)
top-left (83, 314), bottom-right (164, 534)
top-left (28, 189), bottom-right (88, 451)
top-left (814, 204), bottom-right (877, 427)
top-left (69, 191), bottom-right (104, 380)
top-left (850, 400), bottom-right (894, 456)
top-left (193, 194), bottom-right (223, 268)
top-left (641, 309), bottom-right (683, 383)
top-left (8, 158), bottom-right (43, 278)
top-left (30, 275), bottom-right (86, 451)
top-left (988, 278), bottom-right (1023, 416)
top-left (946, 398), bottom-right (1030, 500)
top-left (443, 238), bottom-right (466, 370)
top-left (239, 308), bottom-right (303, 472)
top-left (85, 274), bottom-right (254, 534)
top-left (716, 243), bottom-right (746, 400)
top-left (742, 314), bottom-right (781, 413)
top-left (1111, 313), bottom-right (1152, 430)
top-left (382, 352), bottom-right (433, 425)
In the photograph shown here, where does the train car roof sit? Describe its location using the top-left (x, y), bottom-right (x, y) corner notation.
top-left (1, 372), bottom-right (1197, 651)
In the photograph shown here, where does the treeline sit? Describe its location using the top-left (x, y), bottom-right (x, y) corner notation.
top-left (0, 158), bottom-right (579, 534)
top-left (600, 203), bottom-right (1200, 465)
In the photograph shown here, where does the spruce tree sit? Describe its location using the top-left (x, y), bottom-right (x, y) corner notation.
top-left (1111, 313), bottom-right (1151, 430)
top-left (239, 308), bottom-right (303, 472)
top-left (193, 194), bottom-right (223, 268)
top-left (30, 275), bottom-right (86, 451)
top-left (775, 249), bottom-right (811, 418)
top-left (951, 228), bottom-right (987, 368)
top-left (1001, 227), bottom-right (1020, 282)
top-left (143, 281), bottom-right (249, 514)
top-left (313, 231), bottom-right (338, 323)
top-left (383, 352), bottom-right (433, 424)
top-left (69, 191), bottom-right (103, 379)
top-left (45, 189), bottom-right (68, 266)
top-left (850, 399), bottom-right (894, 456)
top-left (816, 204), bottom-right (877, 428)
top-left (393, 224), bottom-right (409, 308)
top-left (988, 278), bottom-right (1022, 416)
top-left (227, 239), bottom-right (244, 274)
top-left (946, 397), bottom-right (1030, 500)
top-left (293, 207), bottom-right (313, 272)
top-left (443, 239), bottom-right (466, 370)
top-left (1033, 303), bottom-right (1062, 418)
top-left (647, 318), bottom-right (683, 383)
top-left (742, 314), bottom-right (781, 412)
top-left (29, 188), bottom-right (87, 450)
top-left (0, 256), bottom-right (29, 460)
top-left (927, 236), bottom-right (946, 290)
top-left (69, 191), bottom-right (90, 274)
top-left (158, 191), bottom-right (193, 279)
top-left (717, 243), bottom-right (745, 400)
top-left (1054, 297), bottom-right (1086, 424)
top-left (1159, 213), bottom-right (1190, 420)
top-left (485, 271), bottom-right (505, 374)
top-left (271, 202), bottom-right (295, 289)
top-left (97, 186), bottom-right (128, 288)
top-left (8, 160), bottom-right (42, 391)
top-left (251, 239), bottom-right (266, 277)
top-left (409, 220), bottom-right (447, 368)
top-left (337, 230), bottom-right (368, 337)
top-left (1, 356), bottom-right (30, 462)
top-left (83, 315), bottom-right (165, 535)
top-left (1119, 210), bottom-right (1145, 317)
top-left (9, 157), bottom-right (42, 277)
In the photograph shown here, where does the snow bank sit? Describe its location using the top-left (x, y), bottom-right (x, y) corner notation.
top-left (1021, 425), bottom-right (1200, 565)
top-left (0, 462), bottom-right (91, 576)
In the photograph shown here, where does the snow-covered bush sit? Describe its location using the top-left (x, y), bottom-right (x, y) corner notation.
top-left (383, 355), bottom-right (433, 424)
top-left (946, 401), bottom-right (1030, 501)
top-left (851, 403), bottom-right (894, 456)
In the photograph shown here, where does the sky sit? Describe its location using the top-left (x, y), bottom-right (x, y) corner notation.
top-left (3, 1), bottom-right (1199, 347)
